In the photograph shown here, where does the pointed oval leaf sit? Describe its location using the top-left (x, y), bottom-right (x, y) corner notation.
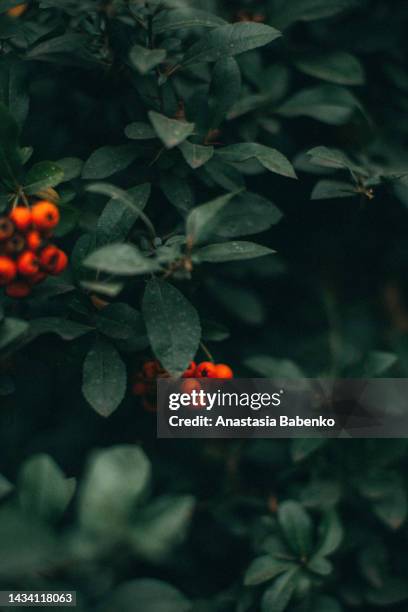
top-left (79, 445), bottom-right (151, 532)
top-left (84, 243), bottom-right (160, 276)
top-left (24, 161), bottom-right (64, 194)
top-left (217, 143), bottom-right (296, 179)
top-left (183, 23), bottom-right (281, 66)
top-left (82, 145), bottom-right (141, 180)
top-left (148, 111), bottom-right (195, 149)
top-left (82, 338), bottom-right (127, 417)
top-left (194, 241), bottom-right (275, 263)
top-left (261, 569), bottom-right (299, 612)
top-left (142, 279), bottom-right (201, 376)
top-left (278, 500), bottom-right (314, 557)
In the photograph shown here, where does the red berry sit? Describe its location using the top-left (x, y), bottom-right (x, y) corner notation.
top-left (17, 251), bottom-right (40, 277)
top-left (26, 230), bottom-right (43, 251)
top-left (40, 245), bottom-right (68, 275)
top-left (0, 256), bottom-right (17, 285)
top-left (182, 361), bottom-right (197, 378)
top-left (31, 201), bottom-right (60, 230)
top-left (196, 362), bottom-right (217, 378)
top-left (9, 207), bottom-right (32, 232)
top-left (214, 364), bottom-right (233, 379)
top-left (6, 281), bottom-right (31, 298)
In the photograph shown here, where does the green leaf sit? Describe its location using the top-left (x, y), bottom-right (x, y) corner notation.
top-left (362, 351), bottom-right (397, 377)
top-left (359, 474), bottom-right (407, 529)
top-left (131, 495), bottom-right (195, 562)
top-left (194, 241), bottom-right (275, 263)
top-left (179, 140), bottom-right (214, 169)
top-left (306, 146), bottom-right (365, 174)
top-left (278, 500), bottom-right (314, 557)
top-left (207, 278), bottom-right (265, 325)
top-left (23, 161), bottom-right (64, 194)
top-left (203, 158), bottom-right (245, 191)
top-left (0, 474), bottom-right (13, 499)
top-left (210, 57), bottom-right (242, 128)
top-left (186, 191), bottom-right (237, 244)
top-left (201, 319), bottom-right (230, 342)
top-left (0, 318), bottom-right (28, 351)
top-left (80, 280), bottom-right (124, 298)
top-left (153, 8), bottom-right (226, 34)
top-left (142, 279), bottom-right (201, 376)
top-left (291, 438), bottom-right (328, 462)
top-left (0, 61), bottom-right (29, 128)
top-left (0, 506), bottom-right (58, 580)
top-left (307, 555), bottom-right (333, 576)
top-left (261, 569), bottom-right (299, 612)
top-left (87, 182), bottom-right (155, 238)
top-left (183, 23), bottom-right (281, 66)
top-left (215, 191), bottom-right (283, 238)
top-left (295, 52), bottom-right (365, 85)
top-left (125, 122), bottom-right (156, 140)
top-left (103, 579), bottom-right (191, 612)
top-left (95, 303), bottom-right (146, 342)
top-left (278, 85), bottom-right (362, 125)
top-left (244, 556), bottom-right (296, 586)
top-left (0, 101), bottom-right (21, 186)
top-left (148, 111), bottom-right (195, 149)
top-left (366, 577), bottom-right (408, 606)
top-left (17, 454), bottom-right (75, 524)
top-left (28, 317), bottom-right (93, 341)
top-left (26, 33), bottom-right (91, 60)
top-left (78, 445), bottom-right (151, 533)
top-left (245, 355), bottom-right (304, 378)
top-left (269, 0), bottom-right (357, 29)
top-left (82, 338), bottom-right (127, 417)
top-left (84, 243), bottom-right (160, 276)
top-left (160, 173), bottom-right (195, 212)
top-left (129, 45), bottom-right (166, 75)
top-left (56, 157), bottom-right (83, 181)
top-left (311, 180), bottom-right (357, 200)
top-left (217, 143), bottom-right (297, 179)
top-left (96, 183), bottom-right (151, 244)
top-left (315, 511), bottom-right (343, 557)
top-left (82, 145), bottom-right (141, 180)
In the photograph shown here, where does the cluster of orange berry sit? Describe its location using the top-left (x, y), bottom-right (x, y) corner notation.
top-left (132, 360), bottom-right (233, 411)
top-left (0, 201), bottom-right (67, 298)
top-left (7, 3), bottom-right (28, 18)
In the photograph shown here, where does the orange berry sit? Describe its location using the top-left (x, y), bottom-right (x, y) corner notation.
top-left (181, 379), bottom-right (206, 409)
top-left (39, 245), bottom-right (68, 275)
top-left (17, 251), bottom-right (40, 277)
top-left (0, 257), bottom-right (17, 286)
top-left (3, 233), bottom-right (25, 255)
top-left (7, 3), bottom-right (28, 18)
top-left (143, 360), bottom-right (162, 379)
top-left (132, 380), bottom-right (149, 396)
top-left (196, 362), bottom-right (217, 378)
top-left (181, 379), bottom-right (201, 394)
top-left (214, 364), bottom-right (234, 379)
top-left (31, 201), bottom-right (60, 230)
top-left (9, 206), bottom-right (32, 232)
top-left (182, 361), bottom-right (197, 378)
top-left (0, 217), bottom-right (15, 241)
top-left (6, 281), bottom-right (31, 298)
top-left (26, 230), bottom-right (43, 251)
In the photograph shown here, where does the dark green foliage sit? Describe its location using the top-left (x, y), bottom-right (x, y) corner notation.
top-left (0, 0), bottom-right (408, 610)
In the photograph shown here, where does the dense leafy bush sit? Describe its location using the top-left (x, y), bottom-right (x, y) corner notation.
top-left (1, 0), bottom-right (408, 610)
